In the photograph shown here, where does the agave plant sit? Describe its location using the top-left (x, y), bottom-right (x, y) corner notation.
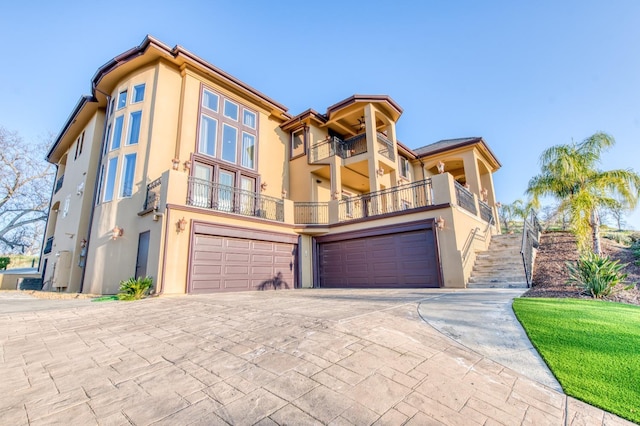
top-left (566, 252), bottom-right (631, 298)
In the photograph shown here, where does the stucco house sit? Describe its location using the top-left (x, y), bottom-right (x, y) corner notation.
top-left (40, 35), bottom-right (502, 295)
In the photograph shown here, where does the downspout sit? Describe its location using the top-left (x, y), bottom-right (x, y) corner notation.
top-left (78, 87), bottom-right (111, 293)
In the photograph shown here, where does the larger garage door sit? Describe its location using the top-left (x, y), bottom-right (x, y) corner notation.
top-left (189, 232), bottom-right (296, 294)
top-left (318, 224), bottom-right (440, 288)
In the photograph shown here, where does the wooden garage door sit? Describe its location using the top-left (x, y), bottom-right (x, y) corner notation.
top-left (318, 227), bottom-right (439, 288)
top-left (190, 234), bottom-right (296, 294)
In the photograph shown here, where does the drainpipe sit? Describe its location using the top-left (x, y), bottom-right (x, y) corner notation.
top-left (78, 87), bottom-right (111, 294)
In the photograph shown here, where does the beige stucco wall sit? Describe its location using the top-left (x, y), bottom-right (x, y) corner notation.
top-left (0, 273), bottom-right (40, 290)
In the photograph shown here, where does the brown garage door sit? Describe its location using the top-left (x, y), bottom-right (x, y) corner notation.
top-left (189, 224), bottom-right (297, 294)
top-left (317, 222), bottom-right (440, 288)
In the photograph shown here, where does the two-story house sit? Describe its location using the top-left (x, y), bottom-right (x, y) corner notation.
top-left (40, 35), bottom-right (501, 295)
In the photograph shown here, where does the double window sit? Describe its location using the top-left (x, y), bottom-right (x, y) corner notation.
top-left (191, 160), bottom-right (258, 213)
top-left (197, 87), bottom-right (258, 170)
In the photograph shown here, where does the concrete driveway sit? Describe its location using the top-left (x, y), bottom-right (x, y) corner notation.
top-left (0, 289), bottom-right (632, 425)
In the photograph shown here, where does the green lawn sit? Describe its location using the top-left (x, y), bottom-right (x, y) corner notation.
top-left (512, 298), bottom-right (640, 424)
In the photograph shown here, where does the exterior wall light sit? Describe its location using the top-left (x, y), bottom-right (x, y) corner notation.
top-left (183, 160), bottom-right (191, 172)
top-left (281, 189), bottom-right (287, 199)
top-left (376, 168), bottom-right (384, 177)
top-left (260, 182), bottom-right (268, 192)
top-left (437, 161), bottom-right (445, 174)
top-left (171, 158), bottom-right (180, 170)
top-left (176, 217), bottom-right (187, 233)
top-left (435, 216), bottom-right (446, 230)
top-left (111, 226), bottom-right (124, 240)
top-left (481, 188), bottom-right (488, 202)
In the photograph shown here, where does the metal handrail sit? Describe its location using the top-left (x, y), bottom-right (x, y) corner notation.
top-left (187, 178), bottom-right (284, 222)
top-left (520, 209), bottom-right (541, 287)
top-left (338, 179), bottom-right (432, 221)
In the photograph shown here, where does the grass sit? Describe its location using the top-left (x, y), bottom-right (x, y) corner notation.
top-left (512, 298), bottom-right (640, 423)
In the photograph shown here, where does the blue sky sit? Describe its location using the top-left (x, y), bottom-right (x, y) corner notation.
top-left (2, 1), bottom-right (639, 229)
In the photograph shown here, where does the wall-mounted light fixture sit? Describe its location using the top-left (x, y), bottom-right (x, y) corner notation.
top-left (171, 158), bottom-right (180, 170)
top-left (481, 188), bottom-right (488, 202)
top-left (111, 226), bottom-right (124, 240)
top-left (435, 216), bottom-right (446, 230)
top-left (281, 189), bottom-right (287, 199)
top-left (437, 161), bottom-right (445, 174)
top-left (376, 168), bottom-right (384, 177)
top-left (183, 160), bottom-right (191, 172)
top-left (176, 217), bottom-right (187, 233)
top-left (260, 182), bottom-right (268, 192)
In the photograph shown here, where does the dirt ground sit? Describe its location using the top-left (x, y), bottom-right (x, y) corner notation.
top-left (524, 231), bottom-right (640, 306)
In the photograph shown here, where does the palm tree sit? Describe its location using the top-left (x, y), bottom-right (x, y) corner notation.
top-left (526, 132), bottom-right (640, 254)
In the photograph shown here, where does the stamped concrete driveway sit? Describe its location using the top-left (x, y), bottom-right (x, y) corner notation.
top-left (0, 289), bottom-right (633, 425)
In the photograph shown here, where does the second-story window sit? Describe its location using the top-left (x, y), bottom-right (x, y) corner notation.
top-left (399, 156), bottom-right (410, 179)
top-left (111, 116), bottom-right (124, 150)
top-left (291, 128), bottom-right (305, 159)
top-left (197, 86), bottom-right (258, 171)
top-left (127, 111), bottom-right (142, 145)
top-left (132, 84), bottom-right (145, 103)
top-left (117, 90), bottom-right (127, 110)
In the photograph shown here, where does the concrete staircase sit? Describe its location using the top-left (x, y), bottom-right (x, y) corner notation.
top-left (467, 233), bottom-right (528, 289)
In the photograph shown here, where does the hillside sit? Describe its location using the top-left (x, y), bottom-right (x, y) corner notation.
top-left (524, 231), bottom-right (640, 305)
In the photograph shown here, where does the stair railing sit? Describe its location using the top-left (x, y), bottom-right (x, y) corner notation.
top-left (520, 210), bottom-right (542, 287)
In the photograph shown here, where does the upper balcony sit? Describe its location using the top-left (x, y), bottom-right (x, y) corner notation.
top-left (309, 132), bottom-right (395, 164)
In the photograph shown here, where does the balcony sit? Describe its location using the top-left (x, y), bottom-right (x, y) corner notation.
top-left (309, 132), bottom-right (395, 164)
top-left (339, 179), bottom-right (432, 221)
top-left (143, 177), bottom-right (162, 211)
top-left (294, 202), bottom-right (329, 224)
top-left (454, 181), bottom-right (477, 215)
top-left (478, 199), bottom-right (494, 224)
top-left (54, 175), bottom-right (64, 194)
top-left (187, 178), bottom-right (284, 222)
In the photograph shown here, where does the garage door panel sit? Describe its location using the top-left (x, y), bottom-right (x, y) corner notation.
top-left (190, 233), bottom-right (296, 293)
top-left (319, 228), bottom-right (439, 289)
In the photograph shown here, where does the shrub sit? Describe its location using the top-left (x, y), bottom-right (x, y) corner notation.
top-left (117, 276), bottom-right (153, 301)
top-left (566, 252), bottom-right (631, 298)
top-left (0, 257), bottom-right (10, 270)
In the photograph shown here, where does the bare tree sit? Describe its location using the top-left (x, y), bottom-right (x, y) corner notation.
top-left (0, 127), bottom-right (54, 253)
top-left (607, 201), bottom-right (627, 231)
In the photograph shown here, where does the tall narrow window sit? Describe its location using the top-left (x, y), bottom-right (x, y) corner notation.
top-left (117, 90), bottom-right (127, 110)
top-left (132, 84), bottom-right (145, 103)
top-left (96, 165), bottom-right (105, 205)
top-left (108, 98), bottom-right (115, 117)
top-left (241, 133), bottom-right (255, 169)
top-left (104, 124), bottom-right (112, 155)
top-left (399, 157), bottom-right (410, 178)
top-left (111, 116), bottom-right (124, 150)
top-left (127, 111), bottom-right (142, 145)
top-left (218, 171), bottom-right (235, 212)
top-left (120, 153), bottom-right (137, 197)
top-left (202, 90), bottom-right (219, 112)
top-left (199, 115), bottom-right (217, 156)
top-left (103, 157), bottom-right (119, 202)
top-left (291, 129), bottom-right (305, 158)
top-left (221, 124), bottom-right (237, 163)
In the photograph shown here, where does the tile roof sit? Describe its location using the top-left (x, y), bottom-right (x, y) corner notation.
top-left (413, 137), bottom-right (482, 157)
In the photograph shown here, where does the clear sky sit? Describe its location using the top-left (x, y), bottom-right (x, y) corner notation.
top-left (1, 0), bottom-right (639, 229)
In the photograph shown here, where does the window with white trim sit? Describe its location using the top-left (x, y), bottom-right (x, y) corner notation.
top-left (127, 111), bottom-right (142, 145)
top-left (399, 156), bottom-right (410, 179)
top-left (291, 128), bottom-right (305, 158)
top-left (120, 153), bottom-right (137, 197)
top-left (117, 90), bottom-right (127, 110)
top-left (111, 116), bottom-right (124, 150)
top-left (103, 157), bottom-right (118, 202)
top-left (132, 84), bottom-right (145, 103)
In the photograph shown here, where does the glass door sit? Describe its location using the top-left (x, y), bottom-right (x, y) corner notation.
top-left (193, 164), bottom-right (212, 207)
top-left (239, 176), bottom-right (256, 215)
top-left (218, 170), bottom-right (235, 212)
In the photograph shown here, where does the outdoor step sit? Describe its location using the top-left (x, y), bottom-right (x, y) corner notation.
top-left (468, 275), bottom-right (526, 283)
top-left (467, 282), bottom-right (528, 289)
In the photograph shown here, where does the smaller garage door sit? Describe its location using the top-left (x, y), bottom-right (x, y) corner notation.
top-left (189, 224), bottom-right (297, 294)
top-left (317, 221), bottom-right (440, 288)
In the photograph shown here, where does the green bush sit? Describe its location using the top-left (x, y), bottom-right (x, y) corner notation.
top-left (566, 252), bottom-right (631, 298)
top-left (0, 257), bottom-right (10, 270)
top-left (117, 276), bottom-right (153, 301)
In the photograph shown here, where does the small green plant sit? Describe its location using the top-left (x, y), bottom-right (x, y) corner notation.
top-left (566, 252), bottom-right (631, 298)
top-left (0, 257), bottom-right (10, 270)
top-left (117, 276), bottom-right (153, 301)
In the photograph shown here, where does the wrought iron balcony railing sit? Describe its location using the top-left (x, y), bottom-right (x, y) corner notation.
top-left (454, 181), bottom-right (477, 215)
top-left (339, 179), bottom-right (433, 222)
top-left (143, 177), bottom-right (162, 211)
top-left (376, 132), bottom-right (395, 161)
top-left (308, 132), bottom-right (396, 164)
top-left (294, 202), bottom-right (329, 224)
top-left (187, 178), bottom-right (284, 222)
top-left (478, 199), bottom-right (494, 224)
